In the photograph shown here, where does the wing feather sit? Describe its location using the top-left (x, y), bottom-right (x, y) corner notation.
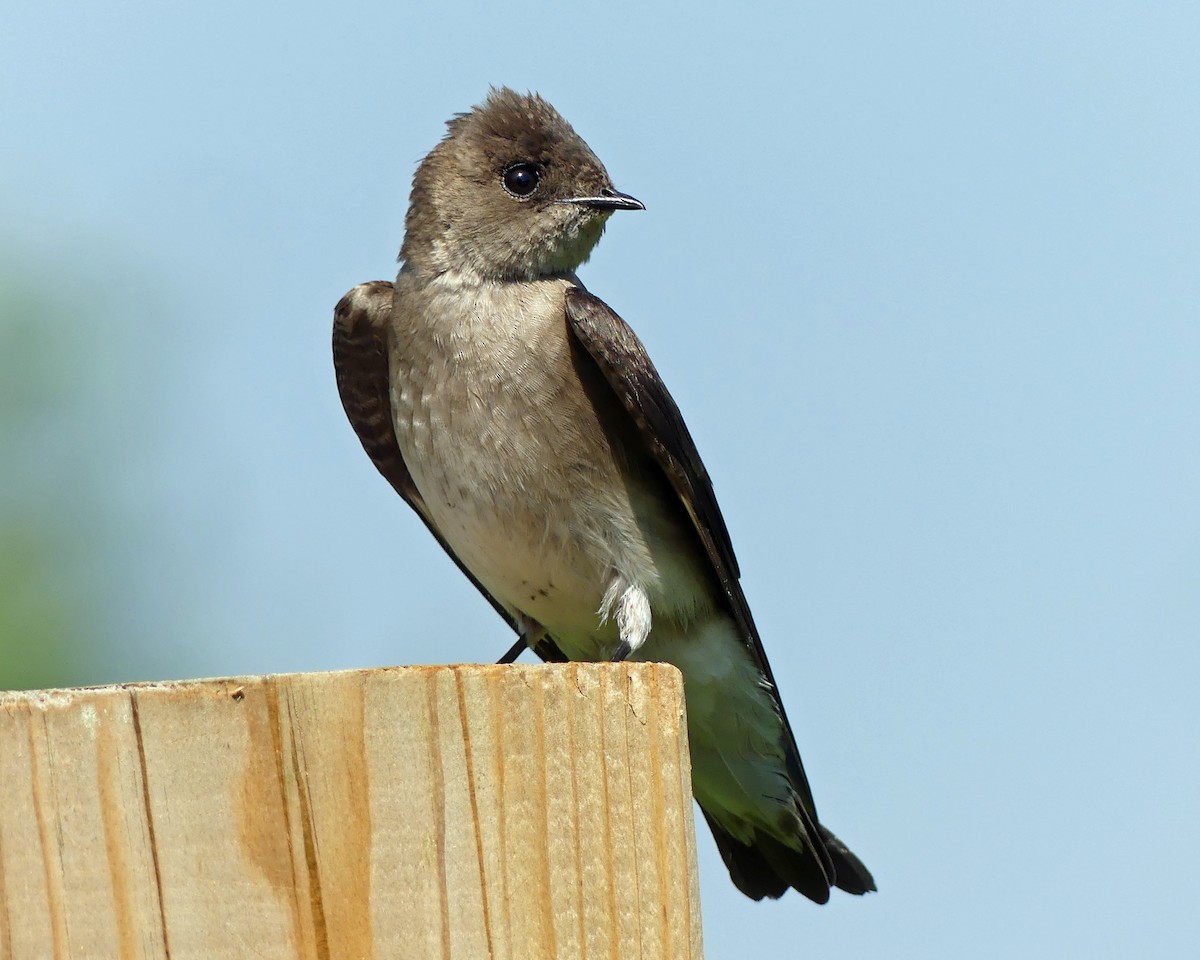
top-left (565, 286), bottom-right (877, 896)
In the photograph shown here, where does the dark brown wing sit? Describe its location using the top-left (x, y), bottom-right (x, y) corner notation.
top-left (564, 288), bottom-right (794, 754)
top-left (333, 283), bottom-right (414, 502)
top-left (333, 281), bottom-right (568, 661)
top-left (564, 286), bottom-right (874, 898)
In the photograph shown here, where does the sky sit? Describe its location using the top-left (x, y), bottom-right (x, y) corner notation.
top-left (3, 1), bottom-right (1199, 956)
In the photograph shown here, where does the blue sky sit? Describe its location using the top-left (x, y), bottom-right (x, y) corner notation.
top-left (3, 1), bottom-right (1199, 956)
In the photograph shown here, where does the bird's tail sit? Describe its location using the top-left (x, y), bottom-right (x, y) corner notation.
top-left (702, 809), bottom-right (876, 903)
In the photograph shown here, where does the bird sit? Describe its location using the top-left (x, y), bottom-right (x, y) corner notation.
top-left (332, 87), bottom-right (874, 902)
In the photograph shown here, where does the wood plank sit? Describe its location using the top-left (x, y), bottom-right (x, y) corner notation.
top-left (0, 663), bottom-right (704, 959)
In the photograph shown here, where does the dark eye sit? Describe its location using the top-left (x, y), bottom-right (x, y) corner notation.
top-left (502, 163), bottom-right (540, 198)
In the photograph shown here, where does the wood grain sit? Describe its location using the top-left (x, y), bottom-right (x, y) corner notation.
top-left (0, 663), bottom-right (703, 959)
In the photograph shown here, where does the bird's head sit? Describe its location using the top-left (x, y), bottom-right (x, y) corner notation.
top-left (400, 87), bottom-right (643, 282)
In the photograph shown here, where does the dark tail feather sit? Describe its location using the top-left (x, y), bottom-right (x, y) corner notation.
top-left (819, 824), bottom-right (877, 894)
top-left (702, 811), bottom-right (876, 902)
top-left (702, 811), bottom-right (831, 903)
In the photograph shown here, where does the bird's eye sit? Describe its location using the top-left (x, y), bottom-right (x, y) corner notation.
top-left (502, 163), bottom-right (540, 198)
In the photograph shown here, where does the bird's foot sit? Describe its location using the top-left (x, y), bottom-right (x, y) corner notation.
top-left (498, 614), bottom-right (549, 664)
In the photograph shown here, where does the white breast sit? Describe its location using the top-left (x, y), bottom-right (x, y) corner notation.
top-left (389, 272), bottom-right (715, 651)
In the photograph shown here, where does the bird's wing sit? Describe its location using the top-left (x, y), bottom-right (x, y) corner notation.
top-left (333, 281), bottom-right (559, 653)
top-left (564, 288), bottom-right (794, 735)
top-left (565, 286), bottom-right (874, 897)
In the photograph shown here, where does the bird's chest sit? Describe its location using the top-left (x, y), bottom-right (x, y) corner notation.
top-left (388, 283), bottom-right (627, 626)
top-left (392, 287), bottom-right (605, 509)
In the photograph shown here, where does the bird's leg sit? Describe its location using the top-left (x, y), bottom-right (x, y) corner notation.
top-left (498, 614), bottom-right (547, 664)
top-left (497, 636), bottom-right (527, 664)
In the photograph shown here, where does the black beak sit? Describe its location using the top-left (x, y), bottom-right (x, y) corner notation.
top-left (559, 186), bottom-right (645, 212)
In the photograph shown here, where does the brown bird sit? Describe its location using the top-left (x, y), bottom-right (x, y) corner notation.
top-left (333, 87), bottom-right (874, 902)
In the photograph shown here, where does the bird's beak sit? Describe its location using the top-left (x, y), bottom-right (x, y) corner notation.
top-left (559, 187), bottom-right (645, 212)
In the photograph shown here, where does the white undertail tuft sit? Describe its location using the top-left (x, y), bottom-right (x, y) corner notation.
top-left (598, 574), bottom-right (653, 652)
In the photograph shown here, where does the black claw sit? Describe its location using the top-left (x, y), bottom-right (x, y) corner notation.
top-left (611, 641), bottom-right (632, 662)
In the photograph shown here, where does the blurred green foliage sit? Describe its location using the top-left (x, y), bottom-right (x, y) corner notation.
top-left (0, 265), bottom-right (108, 689)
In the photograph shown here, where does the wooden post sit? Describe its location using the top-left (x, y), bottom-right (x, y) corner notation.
top-left (0, 663), bottom-right (704, 959)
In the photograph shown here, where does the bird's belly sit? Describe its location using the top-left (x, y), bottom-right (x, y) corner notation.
top-left (389, 281), bottom-right (716, 651)
top-left (421, 477), bottom-right (614, 641)
top-left (393, 370), bottom-right (625, 644)
top-left (395, 393), bottom-right (715, 654)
